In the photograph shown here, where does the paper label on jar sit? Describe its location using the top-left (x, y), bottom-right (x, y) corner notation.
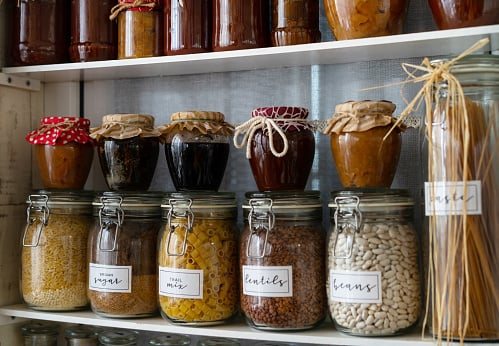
top-left (158, 267), bottom-right (203, 299)
top-left (329, 270), bottom-right (382, 304)
top-left (424, 180), bottom-right (482, 216)
top-left (242, 265), bottom-right (293, 297)
top-left (88, 263), bottom-right (132, 293)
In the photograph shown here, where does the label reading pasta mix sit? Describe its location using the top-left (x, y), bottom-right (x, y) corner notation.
top-left (330, 270), bottom-right (382, 304)
top-left (88, 263), bottom-right (132, 293)
top-left (242, 265), bottom-right (293, 297)
top-left (424, 180), bottom-right (482, 216)
top-left (158, 267), bottom-right (203, 299)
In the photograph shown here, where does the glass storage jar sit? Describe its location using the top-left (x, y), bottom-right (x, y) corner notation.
top-left (327, 189), bottom-right (421, 336)
top-left (428, 0), bottom-right (499, 29)
top-left (111, 0), bottom-right (163, 59)
top-left (234, 106), bottom-right (315, 191)
top-left (10, 0), bottom-right (69, 66)
top-left (271, 0), bottom-right (321, 46)
top-left (160, 111), bottom-right (233, 191)
top-left (65, 325), bottom-right (99, 346)
top-left (22, 321), bottom-right (60, 346)
top-left (98, 330), bottom-right (138, 345)
top-left (88, 192), bottom-right (162, 318)
top-left (240, 191), bottom-right (326, 330)
top-left (323, 100), bottom-right (404, 188)
top-left (423, 55), bottom-right (499, 341)
top-left (21, 191), bottom-right (93, 311)
top-left (90, 114), bottom-right (161, 191)
top-left (70, 0), bottom-right (117, 62)
top-left (26, 116), bottom-right (95, 190)
top-left (197, 338), bottom-right (239, 346)
top-left (323, 0), bottom-right (408, 40)
top-left (164, 0), bottom-right (211, 55)
top-left (212, 0), bottom-right (269, 51)
top-left (148, 334), bottom-right (191, 345)
top-left (158, 192), bottom-right (239, 325)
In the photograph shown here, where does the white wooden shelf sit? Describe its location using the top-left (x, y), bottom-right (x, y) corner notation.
top-left (1, 25), bottom-right (498, 83)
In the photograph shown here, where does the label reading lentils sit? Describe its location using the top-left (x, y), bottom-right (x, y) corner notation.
top-left (242, 265), bottom-right (293, 297)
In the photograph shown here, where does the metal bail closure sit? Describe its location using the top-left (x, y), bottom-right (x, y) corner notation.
top-left (98, 196), bottom-right (124, 252)
top-left (23, 194), bottom-right (50, 247)
top-left (333, 196), bottom-right (362, 259)
top-left (167, 198), bottom-right (194, 256)
top-left (246, 198), bottom-right (275, 259)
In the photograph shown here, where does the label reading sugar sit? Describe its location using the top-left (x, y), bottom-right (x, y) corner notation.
top-left (330, 270), bottom-right (382, 304)
top-left (158, 267), bottom-right (203, 299)
top-left (88, 263), bottom-right (132, 293)
top-left (242, 265), bottom-right (292, 297)
top-left (424, 180), bottom-right (482, 216)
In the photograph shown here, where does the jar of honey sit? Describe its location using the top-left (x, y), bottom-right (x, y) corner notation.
top-left (428, 0), bottom-right (499, 30)
top-left (26, 116), bottom-right (95, 190)
top-left (323, 100), bottom-right (405, 188)
top-left (111, 0), bottom-right (163, 59)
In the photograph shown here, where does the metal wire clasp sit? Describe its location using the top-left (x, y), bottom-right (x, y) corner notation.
top-left (22, 194), bottom-right (50, 247)
top-left (246, 198), bottom-right (275, 259)
top-left (98, 196), bottom-right (124, 252)
top-left (166, 198), bottom-right (194, 256)
top-left (333, 196), bottom-right (362, 259)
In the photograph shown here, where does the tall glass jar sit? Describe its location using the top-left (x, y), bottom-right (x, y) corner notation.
top-left (70, 0), bottom-right (117, 62)
top-left (111, 0), bottom-right (163, 59)
top-left (234, 106), bottom-right (315, 191)
top-left (164, 0), bottom-right (211, 55)
top-left (428, 0), bottom-right (499, 29)
top-left (240, 191), bottom-right (326, 330)
top-left (271, 0), bottom-right (321, 46)
top-left (21, 191), bottom-right (93, 311)
top-left (327, 189), bottom-right (421, 336)
top-left (26, 116), bottom-right (95, 190)
top-left (88, 192), bottom-right (162, 318)
top-left (424, 55), bottom-right (499, 341)
top-left (21, 321), bottom-right (60, 346)
top-left (98, 330), bottom-right (138, 346)
top-left (158, 192), bottom-right (239, 326)
top-left (90, 114), bottom-right (161, 191)
top-left (212, 0), bottom-right (269, 51)
top-left (160, 111), bottom-right (233, 191)
top-left (10, 0), bottom-right (69, 66)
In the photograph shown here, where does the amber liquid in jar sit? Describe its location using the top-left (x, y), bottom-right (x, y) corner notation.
top-left (428, 0), bottom-right (499, 29)
top-left (118, 9), bottom-right (163, 59)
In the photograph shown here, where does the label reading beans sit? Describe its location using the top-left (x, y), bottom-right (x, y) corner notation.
top-left (424, 180), bottom-right (482, 216)
top-left (158, 267), bottom-right (203, 299)
top-left (242, 265), bottom-right (293, 297)
top-left (88, 263), bottom-right (132, 293)
top-left (330, 270), bottom-right (382, 304)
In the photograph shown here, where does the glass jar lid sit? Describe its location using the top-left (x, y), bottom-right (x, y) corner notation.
top-left (98, 330), bottom-right (138, 345)
top-left (161, 191), bottom-right (237, 210)
top-left (243, 190), bottom-right (322, 219)
top-left (197, 337), bottom-right (240, 346)
top-left (93, 191), bottom-right (163, 217)
top-left (21, 321), bottom-right (59, 336)
top-left (430, 54), bottom-right (499, 87)
top-left (65, 325), bottom-right (98, 339)
top-left (27, 190), bottom-right (94, 207)
top-left (148, 333), bottom-right (191, 345)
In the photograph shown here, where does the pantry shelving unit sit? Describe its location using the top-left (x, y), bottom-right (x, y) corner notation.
top-left (0, 18), bottom-right (498, 346)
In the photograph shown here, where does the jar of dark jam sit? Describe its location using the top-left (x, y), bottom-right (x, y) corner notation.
top-left (323, 100), bottom-right (405, 188)
top-left (111, 0), bottom-right (163, 59)
top-left (212, 0), bottom-right (269, 51)
top-left (10, 0), bottom-right (70, 66)
top-left (234, 106), bottom-right (315, 191)
top-left (90, 114), bottom-right (161, 191)
top-left (428, 0), bottom-right (499, 30)
top-left (240, 191), bottom-right (327, 330)
top-left (26, 116), bottom-right (95, 190)
top-left (70, 0), bottom-right (117, 62)
top-left (160, 111), bottom-right (233, 191)
top-left (164, 0), bottom-right (211, 55)
top-left (271, 0), bottom-right (321, 46)
top-left (88, 192), bottom-right (162, 318)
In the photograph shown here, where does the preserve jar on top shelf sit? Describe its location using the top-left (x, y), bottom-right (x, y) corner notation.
top-left (70, 0), bottom-right (117, 62)
top-left (164, 0), bottom-right (211, 55)
top-left (159, 111), bottom-right (233, 191)
top-left (158, 192), bottom-right (239, 326)
top-left (428, 0), bottom-right (499, 30)
top-left (26, 116), bottom-right (95, 190)
top-left (111, 0), bottom-right (163, 59)
top-left (240, 191), bottom-right (327, 330)
top-left (327, 189), bottom-right (421, 336)
top-left (90, 114), bottom-right (161, 191)
top-left (21, 321), bottom-right (60, 346)
top-left (21, 191), bottom-right (93, 311)
top-left (10, 0), bottom-right (70, 66)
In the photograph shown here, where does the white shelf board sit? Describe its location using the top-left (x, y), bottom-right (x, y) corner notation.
top-left (0, 304), bottom-right (496, 345)
top-left (1, 25), bottom-right (498, 83)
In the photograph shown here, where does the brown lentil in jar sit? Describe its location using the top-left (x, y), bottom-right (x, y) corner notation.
top-left (240, 191), bottom-right (326, 330)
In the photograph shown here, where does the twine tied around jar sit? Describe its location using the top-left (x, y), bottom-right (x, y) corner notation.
top-left (109, 0), bottom-right (158, 20)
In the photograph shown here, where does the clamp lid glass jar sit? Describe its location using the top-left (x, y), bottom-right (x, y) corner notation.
top-left (88, 192), bottom-right (162, 318)
top-left (240, 191), bottom-right (326, 330)
top-left (158, 192), bottom-right (239, 325)
top-left (21, 191), bottom-right (93, 311)
top-left (326, 189), bottom-right (421, 336)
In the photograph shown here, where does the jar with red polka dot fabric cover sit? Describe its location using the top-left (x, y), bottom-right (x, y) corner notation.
top-left (26, 116), bottom-right (95, 189)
